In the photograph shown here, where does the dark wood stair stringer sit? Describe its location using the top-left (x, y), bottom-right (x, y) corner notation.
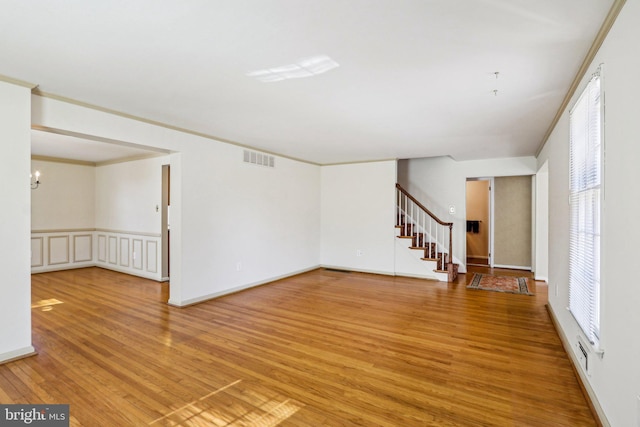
top-left (396, 184), bottom-right (458, 282)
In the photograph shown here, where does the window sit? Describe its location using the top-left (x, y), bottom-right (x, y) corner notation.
top-left (568, 67), bottom-right (602, 345)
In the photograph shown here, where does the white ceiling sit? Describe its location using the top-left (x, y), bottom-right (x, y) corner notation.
top-left (1, 0), bottom-right (614, 164)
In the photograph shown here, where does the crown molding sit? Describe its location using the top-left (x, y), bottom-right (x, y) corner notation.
top-left (321, 158), bottom-right (398, 167)
top-left (0, 73), bottom-right (38, 89)
top-left (536, 0), bottom-right (627, 157)
top-left (32, 90), bottom-right (320, 166)
top-left (31, 155), bottom-right (96, 166)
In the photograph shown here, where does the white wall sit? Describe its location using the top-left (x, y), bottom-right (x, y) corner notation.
top-left (30, 160), bottom-right (97, 274)
top-left (95, 156), bottom-right (167, 234)
top-left (93, 155), bottom-right (170, 280)
top-left (398, 156), bottom-right (537, 272)
top-left (31, 159), bottom-right (95, 230)
top-left (534, 161), bottom-right (548, 281)
top-left (29, 157), bottom-right (167, 278)
top-left (321, 161), bottom-right (397, 275)
top-left (31, 94), bottom-right (321, 306)
top-left (0, 82), bottom-right (35, 362)
top-left (538, 2), bottom-right (640, 425)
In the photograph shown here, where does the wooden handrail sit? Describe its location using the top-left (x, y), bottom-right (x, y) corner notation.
top-left (396, 183), bottom-right (458, 276)
top-left (396, 183), bottom-right (453, 227)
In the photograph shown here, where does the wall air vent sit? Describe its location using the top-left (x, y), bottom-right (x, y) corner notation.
top-left (576, 336), bottom-right (590, 375)
top-left (243, 150), bottom-right (275, 168)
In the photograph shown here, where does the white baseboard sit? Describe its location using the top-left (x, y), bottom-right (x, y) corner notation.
top-left (0, 346), bottom-right (37, 365)
top-left (31, 262), bottom-right (95, 274)
top-left (321, 265), bottom-right (395, 277)
top-left (95, 263), bottom-right (162, 282)
top-left (535, 274), bottom-right (548, 282)
top-left (492, 264), bottom-right (532, 271)
top-left (546, 304), bottom-right (609, 426)
top-left (393, 271), bottom-right (442, 282)
top-left (169, 265), bottom-right (321, 307)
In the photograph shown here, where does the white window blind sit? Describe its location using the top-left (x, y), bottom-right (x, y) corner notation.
top-left (569, 69), bottom-right (602, 345)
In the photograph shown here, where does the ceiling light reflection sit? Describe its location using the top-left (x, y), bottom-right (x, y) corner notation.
top-left (247, 55), bottom-right (339, 82)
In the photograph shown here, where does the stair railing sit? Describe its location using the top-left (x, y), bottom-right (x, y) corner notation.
top-left (396, 183), bottom-right (453, 270)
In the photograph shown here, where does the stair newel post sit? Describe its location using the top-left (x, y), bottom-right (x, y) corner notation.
top-left (396, 188), bottom-right (399, 226)
top-left (394, 183), bottom-right (458, 281)
top-left (404, 194), bottom-right (408, 236)
top-left (448, 223), bottom-right (453, 268)
top-left (421, 210), bottom-right (425, 249)
top-left (429, 217), bottom-right (432, 253)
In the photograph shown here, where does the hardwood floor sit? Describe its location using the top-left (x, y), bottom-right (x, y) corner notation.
top-left (1, 267), bottom-right (595, 426)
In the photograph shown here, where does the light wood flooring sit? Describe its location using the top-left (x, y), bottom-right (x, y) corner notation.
top-left (0, 267), bottom-right (595, 426)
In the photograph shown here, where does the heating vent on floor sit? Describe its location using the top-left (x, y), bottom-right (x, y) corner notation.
top-left (243, 150), bottom-right (275, 168)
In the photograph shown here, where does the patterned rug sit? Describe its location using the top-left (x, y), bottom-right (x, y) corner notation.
top-left (467, 273), bottom-right (534, 295)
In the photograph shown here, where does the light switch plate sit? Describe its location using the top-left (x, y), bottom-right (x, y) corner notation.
top-left (449, 205), bottom-right (456, 215)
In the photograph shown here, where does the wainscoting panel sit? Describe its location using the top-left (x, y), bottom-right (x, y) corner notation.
top-left (94, 230), bottom-right (162, 281)
top-left (108, 236), bottom-right (118, 265)
top-left (132, 239), bottom-right (143, 270)
top-left (74, 235), bottom-right (93, 263)
top-left (32, 229), bottom-right (162, 281)
top-left (31, 237), bottom-right (43, 267)
top-left (31, 230), bottom-right (96, 273)
top-left (97, 235), bottom-right (107, 262)
top-left (48, 236), bottom-right (70, 265)
top-left (146, 241), bottom-right (158, 273)
top-left (119, 238), bottom-right (130, 267)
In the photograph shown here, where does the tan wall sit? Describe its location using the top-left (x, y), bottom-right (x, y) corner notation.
top-left (493, 175), bottom-right (532, 267)
top-left (466, 180), bottom-right (489, 258)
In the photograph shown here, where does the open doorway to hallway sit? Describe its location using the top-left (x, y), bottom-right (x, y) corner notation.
top-left (466, 178), bottom-right (492, 267)
top-left (466, 175), bottom-right (534, 271)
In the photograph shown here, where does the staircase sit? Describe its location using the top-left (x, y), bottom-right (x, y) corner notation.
top-left (395, 183), bottom-right (458, 282)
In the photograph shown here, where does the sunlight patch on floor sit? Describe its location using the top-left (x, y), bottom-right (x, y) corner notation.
top-left (31, 298), bottom-right (64, 309)
top-left (149, 379), bottom-right (304, 426)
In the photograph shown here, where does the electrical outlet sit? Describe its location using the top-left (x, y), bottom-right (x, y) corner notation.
top-left (356, 249), bottom-right (363, 257)
top-left (236, 262), bottom-right (242, 272)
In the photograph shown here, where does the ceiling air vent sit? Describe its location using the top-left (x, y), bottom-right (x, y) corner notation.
top-left (243, 150), bottom-right (275, 168)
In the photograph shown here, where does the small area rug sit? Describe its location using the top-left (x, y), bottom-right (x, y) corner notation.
top-left (467, 273), bottom-right (534, 295)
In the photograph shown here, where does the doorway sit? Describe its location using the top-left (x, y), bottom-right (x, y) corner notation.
top-left (466, 179), bottom-right (492, 266)
top-left (161, 164), bottom-right (170, 281)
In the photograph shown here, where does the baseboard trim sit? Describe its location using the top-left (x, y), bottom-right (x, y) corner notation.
top-left (33, 262), bottom-right (163, 282)
top-left (393, 272), bottom-right (442, 282)
top-left (0, 346), bottom-right (37, 365)
top-left (492, 264), bottom-right (532, 271)
top-left (545, 304), bottom-right (608, 427)
top-left (321, 265), bottom-right (395, 277)
top-left (169, 265), bottom-right (321, 307)
top-left (31, 262), bottom-right (95, 274)
top-left (535, 274), bottom-right (548, 282)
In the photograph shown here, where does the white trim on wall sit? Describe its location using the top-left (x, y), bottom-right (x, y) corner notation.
top-left (97, 235), bottom-right (106, 262)
top-left (73, 234), bottom-right (92, 263)
top-left (48, 235), bottom-right (70, 265)
top-left (108, 236), bottom-right (117, 265)
top-left (119, 237), bottom-right (130, 267)
top-left (31, 237), bottom-right (44, 267)
top-left (31, 229), bottom-right (163, 281)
